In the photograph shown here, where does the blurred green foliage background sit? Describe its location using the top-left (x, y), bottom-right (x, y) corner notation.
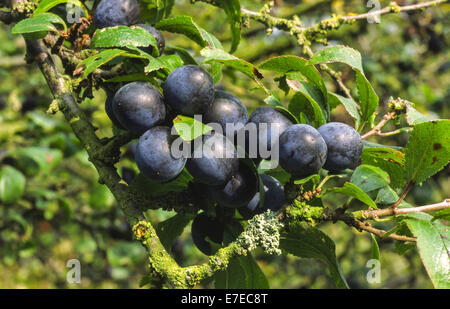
top-left (0, 0), bottom-right (448, 288)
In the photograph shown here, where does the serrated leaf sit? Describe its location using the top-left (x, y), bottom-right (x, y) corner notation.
top-left (34, 0), bottom-right (89, 18)
top-left (0, 166), bottom-right (26, 204)
top-left (404, 213), bottom-right (450, 289)
top-left (375, 186), bottom-right (399, 205)
top-left (173, 115), bottom-right (213, 141)
top-left (215, 254), bottom-right (269, 289)
top-left (156, 214), bottom-right (194, 252)
top-left (326, 182), bottom-right (378, 209)
top-left (350, 164), bottom-right (390, 192)
top-left (75, 49), bottom-right (145, 81)
top-left (215, 256), bottom-right (246, 288)
top-left (308, 46), bottom-right (378, 126)
top-left (156, 16), bottom-right (223, 49)
top-left (259, 55), bottom-right (327, 100)
top-left (91, 26), bottom-right (158, 53)
top-left (404, 100), bottom-right (432, 125)
top-left (280, 224), bottom-right (349, 289)
top-left (355, 71), bottom-right (378, 125)
top-left (12, 13), bottom-right (67, 35)
top-left (328, 92), bottom-right (360, 124)
top-left (361, 147), bottom-right (405, 189)
top-left (309, 45), bottom-right (363, 72)
top-left (201, 47), bottom-right (263, 80)
top-left (218, 0), bottom-right (241, 53)
top-left (404, 120), bottom-right (450, 184)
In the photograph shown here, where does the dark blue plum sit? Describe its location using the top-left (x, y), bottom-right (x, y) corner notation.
top-left (318, 122), bottom-right (363, 172)
top-left (191, 213), bottom-right (224, 256)
top-left (244, 106), bottom-right (293, 159)
top-left (186, 133), bottom-right (239, 186)
top-left (162, 65), bottom-right (215, 116)
top-left (112, 82), bottom-right (166, 134)
top-left (238, 174), bottom-right (285, 219)
top-left (207, 162), bottom-right (258, 209)
top-left (94, 0), bottom-right (140, 29)
top-left (105, 95), bottom-right (125, 129)
top-left (136, 24), bottom-right (165, 55)
top-left (203, 90), bottom-right (248, 136)
top-left (135, 126), bottom-right (187, 182)
top-left (279, 124), bottom-right (327, 177)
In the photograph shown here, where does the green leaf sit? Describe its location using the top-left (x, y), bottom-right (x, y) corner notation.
top-left (9, 147), bottom-right (63, 176)
top-left (156, 214), bottom-right (194, 252)
top-left (404, 120), bottom-right (450, 184)
top-left (12, 13), bottom-right (67, 36)
top-left (326, 182), bottom-right (378, 209)
top-left (91, 26), bottom-right (158, 53)
top-left (405, 213), bottom-right (450, 289)
top-left (156, 16), bottom-right (223, 48)
top-left (129, 169), bottom-right (193, 198)
top-left (328, 92), bottom-right (360, 124)
top-left (259, 55), bottom-right (327, 100)
top-left (215, 256), bottom-right (247, 289)
top-left (173, 115), bottom-right (213, 141)
top-left (218, 0), bottom-right (241, 53)
top-left (355, 71), bottom-right (378, 126)
top-left (0, 166), bottom-right (26, 204)
top-left (215, 255), bottom-right (269, 289)
top-left (280, 224), bottom-right (349, 289)
top-left (294, 174), bottom-right (320, 187)
top-left (165, 44), bottom-right (198, 65)
top-left (350, 164), bottom-right (390, 193)
top-left (404, 100), bottom-right (432, 125)
top-left (308, 46), bottom-right (378, 126)
top-left (34, 0), bottom-right (89, 18)
top-left (201, 47), bottom-right (263, 81)
top-left (370, 234), bottom-right (380, 261)
top-left (361, 147), bottom-right (405, 189)
top-left (75, 49), bottom-right (145, 81)
top-left (288, 91), bottom-right (326, 127)
top-left (375, 186), bottom-right (399, 205)
top-left (309, 45), bottom-right (364, 72)
top-left (141, 0), bottom-right (175, 24)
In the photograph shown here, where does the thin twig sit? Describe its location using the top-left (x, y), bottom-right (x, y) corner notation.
top-left (342, 0), bottom-right (448, 22)
top-left (361, 112), bottom-right (396, 139)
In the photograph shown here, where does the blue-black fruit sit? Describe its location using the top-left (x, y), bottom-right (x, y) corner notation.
top-left (112, 82), bottom-right (166, 134)
top-left (203, 90), bottom-right (248, 137)
top-left (136, 24), bottom-right (165, 55)
top-left (186, 133), bottom-right (239, 186)
top-left (279, 124), bottom-right (327, 177)
top-left (94, 0), bottom-right (140, 29)
top-left (244, 106), bottom-right (293, 159)
top-left (318, 122), bottom-right (363, 172)
top-left (207, 162), bottom-right (258, 209)
top-left (135, 126), bottom-right (187, 182)
top-left (239, 174), bottom-right (285, 219)
top-left (191, 213), bottom-right (224, 256)
top-left (162, 65), bottom-right (215, 116)
top-left (105, 95), bottom-right (125, 129)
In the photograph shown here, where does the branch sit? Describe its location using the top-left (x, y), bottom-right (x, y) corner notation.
top-left (342, 0), bottom-right (448, 22)
top-left (361, 112), bottom-right (396, 139)
top-left (355, 199), bottom-right (450, 221)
